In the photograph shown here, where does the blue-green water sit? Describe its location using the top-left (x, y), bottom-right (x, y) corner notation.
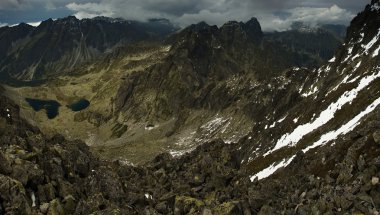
top-left (25, 98), bottom-right (61, 119)
top-left (67, 99), bottom-right (90, 112)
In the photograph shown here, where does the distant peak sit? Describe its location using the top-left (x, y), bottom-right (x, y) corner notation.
top-left (38, 18), bottom-right (54, 27)
top-left (188, 21), bottom-right (210, 31)
top-left (243, 17), bottom-right (263, 41)
top-left (245, 17), bottom-right (259, 25)
top-left (148, 18), bottom-right (170, 23)
top-left (61, 16), bottom-right (78, 21)
top-left (223, 21), bottom-right (240, 26)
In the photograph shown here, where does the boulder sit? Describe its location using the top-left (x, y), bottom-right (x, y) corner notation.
top-left (372, 177), bottom-right (379, 186)
top-left (63, 195), bottom-right (76, 214)
top-left (373, 131), bottom-right (380, 144)
top-left (174, 196), bottom-right (205, 214)
top-left (155, 201), bottom-right (168, 214)
top-left (0, 175), bottom-right (31, 214)
top-left (48, 199), bottom-right (64, 215)
top-left (0, 151), bottom-right (12, 174)
top-left (202, 208), bottom-right (213, 215)
top-left (40, 203), bottom-right (50, 214)
top-left (38, 183), bottom-right (56, 203)
top-left (213, 201), bottom-right (242, 215)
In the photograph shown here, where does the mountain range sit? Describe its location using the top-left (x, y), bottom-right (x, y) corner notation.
top-left (0, 16), bottom-right (178, 82)
top-left (0, 0), bottom-right (380, 214)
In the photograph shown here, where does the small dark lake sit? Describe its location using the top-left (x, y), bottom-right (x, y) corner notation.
top-left (67, 99), bottom-right (90, 112)
top-left (25, 98), bottom-right (61, 119)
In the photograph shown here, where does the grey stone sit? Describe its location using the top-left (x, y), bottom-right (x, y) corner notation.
top-left (202, 208), bottom-right (213, 215)
top-left (40, 203), bottom-right (50, 214)
top-left (372, 177), bottom-right (379, 186)
top-left (63, 195), bottom-right (76, 214)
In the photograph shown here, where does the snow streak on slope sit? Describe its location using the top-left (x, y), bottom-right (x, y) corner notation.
top-left (250, 155), bottom-right (295, 181)
top-left (265, 70), bottom-right (380, 155)
top-left (363, 29), bottom-right (380, 54)
top-left (303, 95), bottom-right (380, 153)
top-left (373, 45), bottom-right (380, 57)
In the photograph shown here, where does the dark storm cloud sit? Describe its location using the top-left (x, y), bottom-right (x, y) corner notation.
top-left (0, 0), bottom-right (371, 31)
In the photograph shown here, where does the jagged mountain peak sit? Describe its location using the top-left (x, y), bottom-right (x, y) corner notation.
top-left (186, 21), bottom-right (212, 31)
top-left (347, 0), bottom-right (380, 42)
top-left (243, 17), bottom-right (263, 40)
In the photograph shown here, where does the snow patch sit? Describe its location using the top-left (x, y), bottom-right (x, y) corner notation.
top-left (277, 116), bottom-right (287, 123)
top-left (250, 155), bottom-right (295, 181)
top-left (145, 125), bottom-right (156, 131)
top-left (353, 61), bottom-right (362, 71)
top-left (169, 148), bottom-right (193, 157)
top-left (145, 194), bottom-right (153, 200)
top-left (31, 192), bottom-right (36, 207)
top-left (293, 118), bottom-right (299, 123)
top-left (304, 96), bottom-right (380, 152)
top-left (201, 116), bottom-right (229, 134)
top-left (358, 33), bottom-right (365, 43)
top-left (328, 57), bottom-right (336, 63)
top-left (343, 47), bottom-right (353, 62)
top-left (302, 86), bottom-right (318, 97)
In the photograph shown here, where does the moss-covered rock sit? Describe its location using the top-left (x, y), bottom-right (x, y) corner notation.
top-left (174, 196), bottom-right (205, 214)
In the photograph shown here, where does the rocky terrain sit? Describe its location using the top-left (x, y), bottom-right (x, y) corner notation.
top-left (0, 79), bottom-right (379, 214)
top-left (1, 0), bottom-right (380, 214)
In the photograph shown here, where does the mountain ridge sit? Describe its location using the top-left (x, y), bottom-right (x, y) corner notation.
top-left (0, 16), bottom-right (179, 82)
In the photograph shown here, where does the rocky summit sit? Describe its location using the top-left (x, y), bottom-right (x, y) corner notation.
top-left (1, 0), bottom-right (380, 214)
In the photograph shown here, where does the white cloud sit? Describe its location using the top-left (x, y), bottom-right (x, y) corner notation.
top-left (0, 23), bottom-right (9, 27)
top-left (262, 5), bottom-right (355, 31)
top-left (66, 2), bottom-right (114, 19)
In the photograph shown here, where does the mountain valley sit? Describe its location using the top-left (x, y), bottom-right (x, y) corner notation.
top-left (0, 0), bottom-right (380, 214)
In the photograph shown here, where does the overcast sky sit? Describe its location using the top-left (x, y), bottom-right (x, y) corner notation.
top-left (0, 0), bottom-right (371, 31)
